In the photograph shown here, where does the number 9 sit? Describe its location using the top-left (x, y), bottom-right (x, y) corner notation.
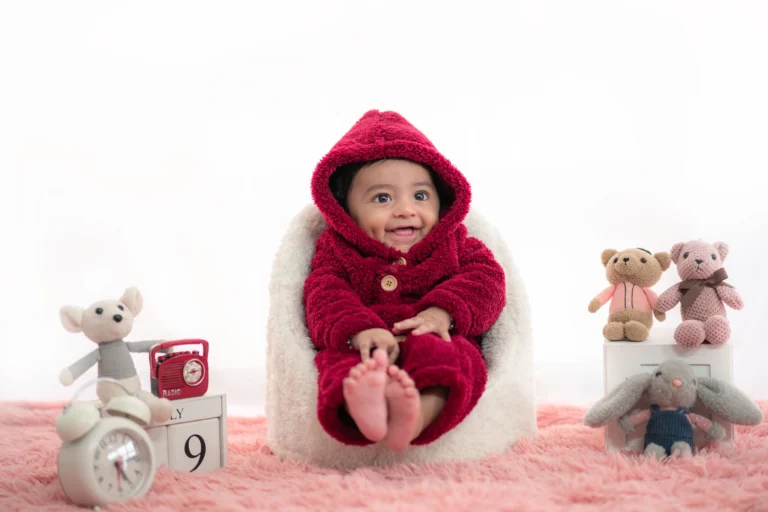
top-left (184, 434), bottom-right (207, 472)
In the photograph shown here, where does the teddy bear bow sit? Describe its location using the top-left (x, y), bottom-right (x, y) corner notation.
top-left (679, 267), bottom-right (732, 310)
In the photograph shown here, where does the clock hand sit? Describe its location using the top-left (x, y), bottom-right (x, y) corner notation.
top-left (115, 461), bottom-right (121, 490)
top-left (118, 461), bottom-right (133, 484)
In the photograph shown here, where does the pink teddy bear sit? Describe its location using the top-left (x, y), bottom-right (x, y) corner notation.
top-left (654, 240), bottom-right (743, 347)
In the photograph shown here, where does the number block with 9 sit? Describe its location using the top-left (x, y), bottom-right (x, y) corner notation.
top-left (145, 393), bottom-right (227, 473)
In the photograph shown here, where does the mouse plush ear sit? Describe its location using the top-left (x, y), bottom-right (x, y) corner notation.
top-left (120, 287), bottom-right (143, 317)
top-left (60, 306), bottom-right (85, 333)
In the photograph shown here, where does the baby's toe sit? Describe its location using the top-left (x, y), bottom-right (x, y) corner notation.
top-left (388, 365), bottom-right (400, 377)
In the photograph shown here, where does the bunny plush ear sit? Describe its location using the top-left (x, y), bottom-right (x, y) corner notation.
top-left (696, 377), bottom-right (764, 426)
top-left (60, 306), bottom-right (85, 333)
top-left (584, 373), bottom-right (653, 427)
top-left (120, 287), bottom-right (143, 316)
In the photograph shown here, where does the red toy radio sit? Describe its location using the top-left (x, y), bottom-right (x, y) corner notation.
top-left (150, 339), bottom-right (209, 400)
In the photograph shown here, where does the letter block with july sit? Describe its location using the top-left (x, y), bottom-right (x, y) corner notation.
top-left (145, 393), bottom-right (227, 473)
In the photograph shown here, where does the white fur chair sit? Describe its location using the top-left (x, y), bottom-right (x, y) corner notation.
top-left (265, 204), bottom-right (536, 469)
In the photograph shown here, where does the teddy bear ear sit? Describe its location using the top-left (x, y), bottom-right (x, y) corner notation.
top-left (60, 306), bottom-right (85, 333)
top-left (654, 252), bottom-right (671, 271)
top-left (120, 287), bottom-right (143, 316)
top-left (670, 242), bottom-right (684, 263)
top-left (601, 249), bottom-right (618, 267)
top-left (713, 241), bottom-right (729, 261)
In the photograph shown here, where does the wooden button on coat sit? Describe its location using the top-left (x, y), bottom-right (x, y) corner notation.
top-left (381, 275), bottom-right (398, 291)
top-left (394, 257), bottom-right (407, 265)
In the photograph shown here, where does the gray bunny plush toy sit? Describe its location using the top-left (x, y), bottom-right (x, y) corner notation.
top-left (584, 359), bottom-right (763, 458)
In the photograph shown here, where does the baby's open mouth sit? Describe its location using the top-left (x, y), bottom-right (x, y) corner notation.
top-left (387, 227), bottom-right (420, 240)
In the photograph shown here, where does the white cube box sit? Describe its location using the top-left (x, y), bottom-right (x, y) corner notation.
top-left (602, 328), bottom-right (734, 453)
top-left (146, 393), bottom-right (228, 473)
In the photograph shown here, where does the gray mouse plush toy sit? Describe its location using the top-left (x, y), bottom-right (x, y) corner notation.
top-left (59, 286), bottom-right (172, 424)
top-left (584, 359), bottom-right (763, 458)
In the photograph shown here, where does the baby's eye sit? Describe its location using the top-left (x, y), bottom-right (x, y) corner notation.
top-left (414, 191), bottom-right (428, 201)
top-left (373, 194), bottom-right (391, 203)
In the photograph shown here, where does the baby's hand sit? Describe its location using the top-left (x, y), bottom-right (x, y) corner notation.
top-left (350, 328), bottom-right (400, 363)
top-left (393, 307), bottom-right (452, 342)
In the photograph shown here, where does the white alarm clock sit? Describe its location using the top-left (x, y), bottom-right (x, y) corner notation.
top-left (56, 378), bottom-right (157, 508)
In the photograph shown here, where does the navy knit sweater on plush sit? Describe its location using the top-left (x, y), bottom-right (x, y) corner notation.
top-left (644, 404), bottom-right (695, 454)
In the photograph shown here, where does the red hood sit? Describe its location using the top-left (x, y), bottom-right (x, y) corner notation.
top-left (311, 109), bottom-right (471, 261)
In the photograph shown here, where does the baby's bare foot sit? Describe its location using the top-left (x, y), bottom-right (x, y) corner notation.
top-left (384, 366), bottom-right (421, 451)
top-left (342, 349), bottom-right (388, 442)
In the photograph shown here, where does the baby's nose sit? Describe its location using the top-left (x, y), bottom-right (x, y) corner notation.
top-left (672, 379), bottom-right (683, 388)
top-left (113, 314), bottom-right (123, 323)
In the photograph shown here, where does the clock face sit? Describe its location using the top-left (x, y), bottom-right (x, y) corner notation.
top-left (91, 428), bottom-right (152, 499)
top-left (183, 359), bottom-right (204, 386)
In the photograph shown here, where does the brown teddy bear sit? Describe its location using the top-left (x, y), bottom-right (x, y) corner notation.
top-left (588, 248), bottom-right (671, 341)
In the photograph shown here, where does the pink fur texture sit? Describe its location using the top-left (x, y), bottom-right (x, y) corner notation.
top-left (655, 240), bottom-right (743, 347)
top-left (1, 401), bottom-right (767, 511)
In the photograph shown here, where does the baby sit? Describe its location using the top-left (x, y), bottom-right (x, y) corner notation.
top-left (304, 110), bottom-right (506, 451)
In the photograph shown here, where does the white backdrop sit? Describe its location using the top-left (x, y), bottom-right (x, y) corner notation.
top-left (2, 1), bottom-right (766, 416)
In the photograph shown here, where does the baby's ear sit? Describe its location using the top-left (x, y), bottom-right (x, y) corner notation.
top-left (670, 242), bottom-right (684, 263)
top-left (601, 249), bottom-right (618, 267)
top-left (654, 252), bottom-right (671, 271)
top-left (120, 287), bottom-right (143, 317)
top-left (60, 306), bottom-right (85, 333)
top-left (713, 241), bottom-right (729, 261)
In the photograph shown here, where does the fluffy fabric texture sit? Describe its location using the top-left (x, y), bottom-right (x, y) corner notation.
top-left (656, 240), bottom-right (744, 347)
top-left (3, 401), bottom-right (767, 511)
top-left (310, 109), bottom-right (472, 263)
top-left (266, 204), bottom-right (535, 468)
top-left (304, 109), bottom-right (506, 445)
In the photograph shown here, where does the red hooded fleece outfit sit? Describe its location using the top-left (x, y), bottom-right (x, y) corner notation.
top-left (304, 110), bottom-right (506, 446)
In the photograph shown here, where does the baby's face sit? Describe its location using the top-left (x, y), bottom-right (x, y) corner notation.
top-left (347, 160), bottom-right (440, 253)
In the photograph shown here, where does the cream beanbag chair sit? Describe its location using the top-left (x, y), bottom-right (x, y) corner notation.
top-left (266, 203), bottom-right (535, 469)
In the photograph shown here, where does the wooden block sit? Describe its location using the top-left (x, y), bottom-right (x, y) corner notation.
top-left (146, 426), bottom-right (168, 468)
top-left (167, 418), bottom-right (222, 473)
top-left (151, 394), bottom-right (224, 427)
top-left (603, 327), bottom-right (734, 453)
top-left (145, 393), bottom-right (228, 472)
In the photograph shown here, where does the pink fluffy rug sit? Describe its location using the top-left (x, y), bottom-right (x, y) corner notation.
top-left (1, 401), bottom-right (767, 511)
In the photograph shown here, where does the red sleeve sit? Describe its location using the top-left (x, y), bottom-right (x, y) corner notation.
top-left (415, 235), bottom-right (506, 338)
top-left (303, 232), bottom-right (387, 351)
